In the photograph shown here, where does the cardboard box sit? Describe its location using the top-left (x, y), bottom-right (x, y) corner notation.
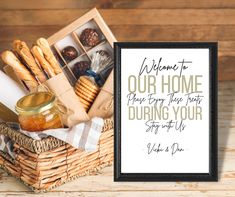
top-left (47, 8), bottom-right (116, 119)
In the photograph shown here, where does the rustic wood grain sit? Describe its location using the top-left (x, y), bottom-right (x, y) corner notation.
top-left (1, 0), bottom-right (235, 9)
top-left (1, 25), bottom-right (235, 42)
top-left (0, 9), bottom-right (235, 26)
top-left (0, 191), bottom-right (235, 197)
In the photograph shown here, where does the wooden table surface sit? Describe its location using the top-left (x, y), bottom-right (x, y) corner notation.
top-left (0, 1), bottom-right (235, 196)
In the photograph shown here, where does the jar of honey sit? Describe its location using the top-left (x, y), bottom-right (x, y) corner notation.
top-left (16, 92), bottom-right (63, 132)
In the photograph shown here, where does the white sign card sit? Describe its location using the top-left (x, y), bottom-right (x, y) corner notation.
top-left (114, 42), bottom-right (217, 181)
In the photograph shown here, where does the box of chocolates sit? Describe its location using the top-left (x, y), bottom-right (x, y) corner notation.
top-left (48, 8), bottom-right (116, 118)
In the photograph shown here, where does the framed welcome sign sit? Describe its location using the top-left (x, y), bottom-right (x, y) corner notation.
top-left (114, 42), bottom-right (217, 181)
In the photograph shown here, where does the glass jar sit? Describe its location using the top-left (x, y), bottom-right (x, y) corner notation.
top-left (16, 92), bottom-right (63, 132)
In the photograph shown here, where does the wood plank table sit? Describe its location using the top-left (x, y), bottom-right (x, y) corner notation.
top-left (0, 1), bottom-right (235, 196)
top-left (0, 81), bottom-right (234, 197)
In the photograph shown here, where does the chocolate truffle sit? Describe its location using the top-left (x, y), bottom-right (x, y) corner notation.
top-left (80, 28), bottom-right (100, 47)
top-left (61, 46), bottom-right (78, 62)
top-left (73, 61), bottom-right (90, 78)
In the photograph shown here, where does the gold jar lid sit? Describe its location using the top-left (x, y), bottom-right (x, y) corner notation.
top-left (16, 92), bottom-right (56, 115)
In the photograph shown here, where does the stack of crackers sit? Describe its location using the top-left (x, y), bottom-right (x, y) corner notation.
top-left (74, 76), bottom-right (100, 112)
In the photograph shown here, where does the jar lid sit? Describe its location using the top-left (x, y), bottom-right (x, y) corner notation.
top-left (16, 92), bottom-right (56, 115)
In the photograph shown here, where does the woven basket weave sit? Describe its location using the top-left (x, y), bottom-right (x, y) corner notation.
top-left (0, 118), bottom-right (113, 192)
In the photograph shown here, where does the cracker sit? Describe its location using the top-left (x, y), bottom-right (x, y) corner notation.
top-left (74, 83), bottom-right (97, 98)
top-left (78, 96), bottom-right (91, 109)
top-left (78, 76), bottom-right (99, 93)
top-left (76, 89), bottom-right (95, 103)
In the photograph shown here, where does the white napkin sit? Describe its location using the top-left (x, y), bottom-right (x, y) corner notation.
top-left (0, 70), bottom-right (26, 113)
top-left (21, 117), bottom-right (104, 151)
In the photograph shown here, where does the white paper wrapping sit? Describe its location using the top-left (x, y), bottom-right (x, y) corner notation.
top-left (0, 70), bottom-right (26, 113)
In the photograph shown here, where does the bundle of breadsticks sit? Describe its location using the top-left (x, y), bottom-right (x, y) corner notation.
top-left (1, 38), bottom-right (62, 92)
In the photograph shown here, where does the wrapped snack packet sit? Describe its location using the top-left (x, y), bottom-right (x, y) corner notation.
top-left (96, 62), bottom-right (113, 87)
top-left (74, 50), bottom-right (113, 112)
top-left (86, 50), bottom-right (113, 86)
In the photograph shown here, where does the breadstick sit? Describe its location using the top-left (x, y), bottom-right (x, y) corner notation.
top-left (36, 38), bottom-right (62, 74)
top-left (31, 46), bottom-right (56, 78)
top-left (13, 40), bottom-right (47, 83)
top-left (1, 50), bottom-right (38, 92)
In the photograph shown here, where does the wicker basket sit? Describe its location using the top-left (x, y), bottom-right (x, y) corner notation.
top-left (0, 118), bottom-right (113, 192)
